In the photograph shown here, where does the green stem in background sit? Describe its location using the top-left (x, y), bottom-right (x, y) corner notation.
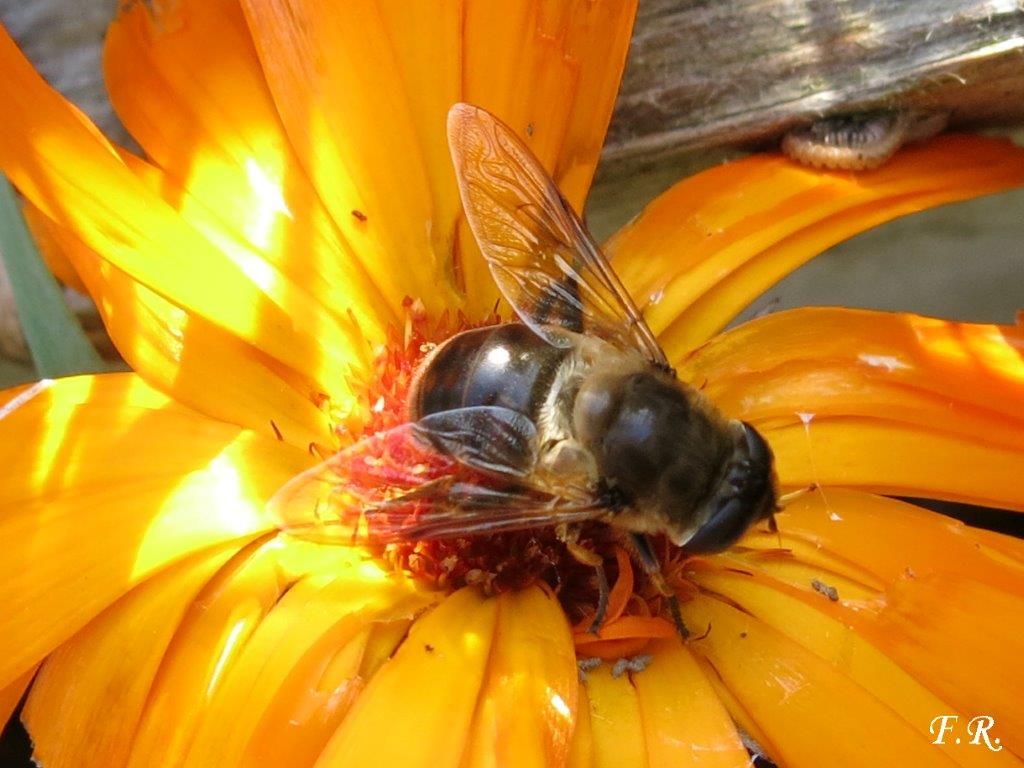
top-left (0, 174), bottom-right (105, 378)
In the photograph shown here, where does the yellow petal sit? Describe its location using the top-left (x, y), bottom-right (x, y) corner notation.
top-left (681, 594), bottom-right (960, 767)
top-left (237, 0), bottom-right (464, 317)
top-left (742, 491), bottom-right (1024, 599)
top-left (723, 490), bottom-right (1024, 759)
top-left (464, 585), bottom-right (578, 768)
top-left (104, 0), bottom-right (397, 336)
top-left (21, 202), bottom-right (86, 293)
top-left (632, 639), bottom-right (749, 768)
top-left (314, 587), bottom-right (499, 768)
top-left (456, 1), bottom-right (637, 310)
top-left (0, 374), bottom-right (308, 690)
top-left (23, 208), bottom-right (332, 449)
top-left (0, 665), bottom-right (35, 730)
top-left (769, 420), bottom-right (1024, 512)
top-left (22, 543), bottom-right (239, 768)
top-left (122, 535), bottom-right (303, 767)
top-left (684, 308), bottom-right (1024, 510)
top-left (608, 136), bottom-right (1024, 353)
top-left (184, 562), bottom-right (437, 768)
top-left (121, 538), bottom-right (424, 768)
top-left (860, 573), bottom-right (1024, 756)
top-left (688, 565), bottom-right (1021, 767)
top-left (0, 26), bottom-right (361, 401)
top-left (566, 684), bottom-right (594, 768)
top-left (583, 664), bottom-right (647, 768)
top-left (239, 0), bottom-right (636, 315)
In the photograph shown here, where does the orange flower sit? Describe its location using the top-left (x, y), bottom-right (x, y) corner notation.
top-left (2, 1), bottom-right (1024, 766)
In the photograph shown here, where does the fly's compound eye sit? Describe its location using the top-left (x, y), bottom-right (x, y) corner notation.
top-left (683, 422), bottom-right (776, 554)
top-left (741, 420), bottom-right (772, 468)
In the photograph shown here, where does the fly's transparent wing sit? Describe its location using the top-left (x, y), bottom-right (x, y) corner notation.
top-left (267, 420), bottom-right (458, 544)
top-left (411, 406), bottom-right (537, 479)
top-left (447, 103), bottom-right (670, 369)
top-left (283, 478), bottom-right (610, 544)
top-left (269, 407), bottom-right (603, 544)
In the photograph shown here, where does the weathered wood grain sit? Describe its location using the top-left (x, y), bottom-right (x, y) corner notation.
top-left (602, 0), bottom-right (1024, 177)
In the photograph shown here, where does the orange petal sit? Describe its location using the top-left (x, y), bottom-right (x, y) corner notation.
top-left (684, 308), bottom-right (1024, 511)
top-left (463, 585), bottom-right (578, 768)
top-left (690, 565), bottom-right (970, 759)
top-left (582, 664), bottom-right (647, 768)
top-left (313, 587), bottom-right (499, 768)
top-left (574, 636), bottom-right (655, 662)
top-left (239, 0), bottom-right (636, 315)
top-left (0, 26), bottom-right (362, 403)
top-left (681, 593), bottom-right (960, 767)
top-left (191, 557), bottom-right (436, 768)
top-left (686, 308), bottom-right (1024, 434)
top-left (23, 208), bottom-right (333, 449)
top-left (605, 546), bottom-right (635, 624)
top-left (21, 202), bottom-right (86, 293)
top-left (607, 136), bottom-right (1024, 353)
top-left (122, 538), bottom-right (428, 768)
top-left (857, 573), bottom-right (1024, 756)
top-left (770, 420), bottom-right (1024, 512)
top-left (464, 1), bottom-right (635, 213)
top-left (742, 491), bottom-right (1024, 598)
top-left (236, 0), bottom-right (464, 317)
top-left (104, 0), bottom-right (398, 336)
top-left (0, 373), bottom-right (308, 690)
top-left (455, 1), bottom-right (637, 311)
top-left (566, 683), bottom-right (594, 768)
top-left (575, 615), bottom-right (677, 647)
top-left (22, 542), bottom-right (239, 768)
top-left (633, 639), bottom-right (749, 768)
top-left (572, 546), bottom-right (634, 633)
top-left (0, 665), bottom-right (35, 730)
top-left (721, 490), bottom-right (1024, 758)
top-left (696, 565), bottom-right (1024, 765)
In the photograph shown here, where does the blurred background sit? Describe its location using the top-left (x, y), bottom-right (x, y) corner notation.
top-left (0, 1), bottom-right (1022, 764)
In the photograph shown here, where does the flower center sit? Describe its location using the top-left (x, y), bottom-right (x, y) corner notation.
top-left (345, 300), bottom-right (684, 634)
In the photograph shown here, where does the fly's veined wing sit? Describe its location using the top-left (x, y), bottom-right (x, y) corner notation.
top-left (267, 422), bottom-right (459, 544)
top-left (331, 480), bottom-right (608, 543)
top-left (412, 406), bottom-right (538, 479)
top-left (269, 407), bottom-right (599, 544)
top-left (447, 103), bottom-right (670, 370)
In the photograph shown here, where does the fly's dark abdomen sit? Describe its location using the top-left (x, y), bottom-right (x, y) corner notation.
top-left (410, 324), bottom-right (569, 420)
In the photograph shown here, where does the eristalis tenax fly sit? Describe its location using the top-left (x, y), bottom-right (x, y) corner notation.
top-left (271, 104), bottom-right (778, 636)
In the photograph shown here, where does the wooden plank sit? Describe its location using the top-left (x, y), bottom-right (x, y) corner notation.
top-left (601, 0), bottom-right (1024, 177)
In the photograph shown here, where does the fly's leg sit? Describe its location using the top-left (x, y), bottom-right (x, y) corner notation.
top-left (777, 483), bottom-right (817, 509)
top-left (559, 524), bottom-right (610, 635)
top-left (629, 532), bottom-right (689, 640)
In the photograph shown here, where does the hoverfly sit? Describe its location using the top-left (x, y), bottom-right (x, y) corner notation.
top-left (271, 104), bottom-right (778, 635)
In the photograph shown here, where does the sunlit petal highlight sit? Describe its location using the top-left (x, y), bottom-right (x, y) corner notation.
top-left (609, 136), bottom-right (1024, 353)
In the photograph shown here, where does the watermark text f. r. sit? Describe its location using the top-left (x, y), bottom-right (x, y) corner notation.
top-left (930, 716), bottom-right (1002, 751)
